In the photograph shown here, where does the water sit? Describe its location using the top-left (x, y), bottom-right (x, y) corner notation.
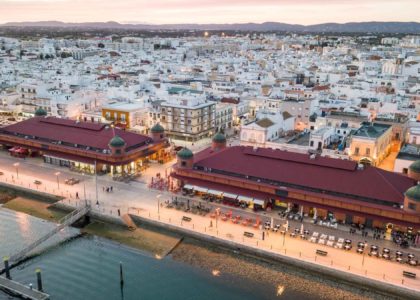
top-left (0, 207), bottom-right (381, 300)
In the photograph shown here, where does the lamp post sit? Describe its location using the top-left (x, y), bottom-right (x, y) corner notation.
top-left (54, 172), bottom-right (60, 189)
top-left (13, 162), bottom-right (19, 179)
top-left (157, 194), bottom-right (162, 214)
top-left (362, 242), bottom-right (368, 266)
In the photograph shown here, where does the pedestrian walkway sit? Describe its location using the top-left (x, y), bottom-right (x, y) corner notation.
top-left (0, 276), bottom-right (49, 300)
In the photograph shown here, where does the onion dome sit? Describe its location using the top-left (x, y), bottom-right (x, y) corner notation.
top-left (109, 135), bottom-right (126, 148)
top-left (409, 160), bottom-right (420, 174)
top-left (34, 107), bottom-right (47, 117)
top-left (177, 147), bottom-right (193, 160)
top-left (405, 185), bottom-right (420, 202)
top-left (212, 132), bottom-right (226, 143)
top-left (151, 123), bottom-right (165, 133)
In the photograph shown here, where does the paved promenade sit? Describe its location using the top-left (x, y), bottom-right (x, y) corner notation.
top-left (0, 152), bottom-right (420, 293)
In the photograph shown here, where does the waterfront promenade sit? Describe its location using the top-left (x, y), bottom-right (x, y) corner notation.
top-left (0, 153), bottom-right (420, 294)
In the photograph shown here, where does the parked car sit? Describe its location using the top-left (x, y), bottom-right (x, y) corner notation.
top-left (33, 180), bottom-right (42, 185)
top-left (368, 245), bottom-right (379, 257)
top-left (65, 178), bottom-right (80, 185)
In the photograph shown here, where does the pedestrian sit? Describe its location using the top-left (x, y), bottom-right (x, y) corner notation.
top-left (210, 220), bottom-right (213, 228)
top-left (118, 209), bottom-right (120, 216)
top-left (110, 186), bottom-right (113, 192)
top-left (106, 187), bottom-right (109, 192)
top-left (29, 283), bottom-right (33, 290)
top-left (76, 192), bottom-right (79, 199)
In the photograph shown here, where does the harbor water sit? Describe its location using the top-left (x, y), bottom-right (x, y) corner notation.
top-left (0, 207), bottom-right (389, 300)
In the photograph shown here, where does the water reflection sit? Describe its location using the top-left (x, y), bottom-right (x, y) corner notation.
top-left (16, 212), bottom-right (30, 237)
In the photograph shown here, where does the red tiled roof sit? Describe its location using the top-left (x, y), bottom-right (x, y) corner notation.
top-left (193, 146), bottom-right (416, 204)
top-left (174, 175), bottom-right (419, 228)
top-left (1, 117), bottom-right (152, 151)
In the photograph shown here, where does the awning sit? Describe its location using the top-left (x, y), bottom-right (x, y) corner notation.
top-left (222, 192), bottom-right (238, 199)
top-left (207, 189), bottom-right (223, 196)
top-left (183, 184), bottom-right (193, 190)
top-left (253, 199), bottom-right (266, 206)
top-left (238, 195), bottom-right (253, 202)
top-left (191, 186), bottom-right (208, 193)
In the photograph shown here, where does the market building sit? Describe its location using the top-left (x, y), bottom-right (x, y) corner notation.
top-left (0, 111), bottom-right (170, 175)
top-left (172, 133), bottom-right (420, 231)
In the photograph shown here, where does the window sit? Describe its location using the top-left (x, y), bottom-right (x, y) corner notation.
top-left (365, 148), bottom-right (370, 156)
top-left (402, 168), bottom-right (408, 174)
top-left (181, 161), bottom-right (187, 167)
top-left (310, 141), bottom-right (314, 147)
top-left (355, 147), bottom-right (360, 155)
top-left (408, 202), bottom-right (416, 211)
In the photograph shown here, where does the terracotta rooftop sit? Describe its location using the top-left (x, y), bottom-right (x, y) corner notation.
top-left (1, 117), bottom-right (153, 152)
top-left (192, 146), bottom-right (415, 205)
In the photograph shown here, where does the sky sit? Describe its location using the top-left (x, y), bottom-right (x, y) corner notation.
top-left (0, 0), bottom-right (419, 25)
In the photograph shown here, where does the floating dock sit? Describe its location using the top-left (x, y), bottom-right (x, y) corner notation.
top-left (0, 276), bottom-right (49, 300)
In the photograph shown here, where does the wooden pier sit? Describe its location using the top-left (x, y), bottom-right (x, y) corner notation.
top-left (0, 276), bottom-right (49, 300)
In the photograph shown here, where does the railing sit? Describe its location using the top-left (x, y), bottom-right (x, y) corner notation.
top-left (9, 204), bottom-right (91, 264)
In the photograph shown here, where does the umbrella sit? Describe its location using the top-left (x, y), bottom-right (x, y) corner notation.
top-left (285, 220), bottom-right (289, 232)
top-left (271, 217), bottom-right (274, 229)
top-left (300, 224), bottom-right (304, 234)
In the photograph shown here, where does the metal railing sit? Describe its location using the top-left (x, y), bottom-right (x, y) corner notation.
top-left (9, 203), bottom-right (91, 264)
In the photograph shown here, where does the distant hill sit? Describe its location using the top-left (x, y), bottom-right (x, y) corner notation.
top-left (2, 21), bottom-right (420, 33)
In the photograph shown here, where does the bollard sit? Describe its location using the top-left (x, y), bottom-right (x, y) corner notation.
top-left (348, 266), bottom-right (350, 270)
top-left (3, 257), bottom-right (11, 280)
top-left (331, 260), bottom-right (333, 266)
top-left (402, 279), bottom-right (404, 285)
top-left (256, 241), bottom-right (258, 246)
top-left (120, 262), bottom-right (124, 286)
top-left (315, 256), bottom-right (317, 262)
top-left (36, 268), bottom-right (43, 292)
top-left (365, 270), bottom-right (367, 276)
top-left (383, 274), bottom-right (385, 280)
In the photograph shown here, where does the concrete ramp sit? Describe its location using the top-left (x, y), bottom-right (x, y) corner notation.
top-left (121, 214), bottom-right (137, 231)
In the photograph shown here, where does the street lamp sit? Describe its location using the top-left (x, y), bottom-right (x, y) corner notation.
top-left (13, 162), bottom-right (19, 179)
top-left (157, 194), bottom-right (162, 214)
top-left (362, 242), bottom-right (368, 266)
top-left (54, 172), bottom-right (60, 189)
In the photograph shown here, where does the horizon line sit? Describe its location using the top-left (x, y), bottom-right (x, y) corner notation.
top-left (2, 20), bottom-right (420, 27)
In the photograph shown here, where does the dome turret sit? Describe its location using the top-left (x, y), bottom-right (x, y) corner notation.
top-left (409, 160), bottom-right (420, 174)
top-left (211, 132), bottom-right (227, 151)
top-left (34, 107), bottom-right (47, 117)
top-left (109, 135), bottom-right (126, 148)
top-left (405, 184), bottom-right (420, 202)
top-left (151, 123), bottom-right (165, 133)
top-left (408, 160), bottom-right (420, 181)
top-left (212, 132), bottom-right (226, 143)
top-left (177, 147), bottom-right (193, 160)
